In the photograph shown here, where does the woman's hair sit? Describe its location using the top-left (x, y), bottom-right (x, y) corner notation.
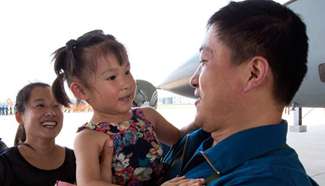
top-left (14, 82), bottom-right (50, 146)
top-left (52, 29), bottom-right (129, 107)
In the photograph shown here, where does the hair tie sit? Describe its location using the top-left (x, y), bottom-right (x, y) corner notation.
top-left (58, 72), bottom-right (65, 80)
top-left (66, 39), bottom-right (78, 49)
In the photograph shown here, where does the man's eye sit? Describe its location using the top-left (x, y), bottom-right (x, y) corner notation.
top-left (125, 70), bottom-right (130, 75)
top-left (200, 59), bottom-right (208, 65)
top-left (107, 75), bottom-right (116, 80)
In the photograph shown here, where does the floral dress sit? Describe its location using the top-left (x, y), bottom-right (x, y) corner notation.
top-left (77, 108), bottom-right (164, 186)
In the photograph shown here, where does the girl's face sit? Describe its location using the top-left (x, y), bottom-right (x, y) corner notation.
top-left (84, 54), bottom-right (136, 115)
top-left (17, 86), bottom-right (63, 140)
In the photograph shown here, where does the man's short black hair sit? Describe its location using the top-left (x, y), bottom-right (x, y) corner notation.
top-left (208, 0), bottom-right (308, 105)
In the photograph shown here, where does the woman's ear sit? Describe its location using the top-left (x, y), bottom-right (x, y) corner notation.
top-left (243, 56), bottom-right (270, 93)
top-left (15, 112), bottom-right (23, 124)
top-left (70, 82), bottom-right (88, 100)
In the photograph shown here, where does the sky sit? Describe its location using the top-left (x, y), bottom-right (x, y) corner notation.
top-left (0, 0), bottom-right (288, 101)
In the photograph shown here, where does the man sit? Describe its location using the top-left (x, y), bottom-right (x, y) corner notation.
top-left (163, 0), bottom-right (319, 185)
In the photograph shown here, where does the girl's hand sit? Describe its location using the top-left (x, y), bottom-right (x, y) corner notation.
top-left (161, 176), bottom-right (205, 186)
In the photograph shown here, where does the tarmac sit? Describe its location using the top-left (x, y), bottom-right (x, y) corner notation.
top-left (284, 108), bottom-right (325, 185)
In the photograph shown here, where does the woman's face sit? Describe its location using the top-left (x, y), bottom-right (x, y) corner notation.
top-left (17, 86), bottom-right (64, 140)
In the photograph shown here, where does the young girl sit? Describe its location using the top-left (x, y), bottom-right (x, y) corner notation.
top-left (0, 82), bottom-right (76, 186)
top-left (52, 30), bottom-right (200, 186)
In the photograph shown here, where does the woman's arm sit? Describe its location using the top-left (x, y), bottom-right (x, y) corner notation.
top-left (74, 130), bottom-right (118, 186)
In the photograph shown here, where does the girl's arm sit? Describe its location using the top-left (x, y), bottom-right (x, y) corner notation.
top-left (179, 120), bottom-right (201, 136)
top-left (74, 130), bottom-right (119, 186)
top-left (142, 107), bottom-right (200, 145)
top-left (141, 107), bottom-right (181, 146)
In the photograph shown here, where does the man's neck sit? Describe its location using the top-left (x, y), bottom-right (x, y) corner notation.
top-left (211, 108), bottom-right (283, 146)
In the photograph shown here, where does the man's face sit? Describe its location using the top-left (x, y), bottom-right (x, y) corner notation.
top-left (190, 26), bottom-right (245, 132)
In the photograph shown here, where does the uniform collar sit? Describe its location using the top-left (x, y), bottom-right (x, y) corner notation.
top-left (201, 120), bottom-right (288, 175)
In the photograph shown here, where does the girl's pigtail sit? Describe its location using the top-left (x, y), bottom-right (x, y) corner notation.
top-left (52, 45), bottom-right (75, 107)
top-left (52, 73), bottom-right (70, 107)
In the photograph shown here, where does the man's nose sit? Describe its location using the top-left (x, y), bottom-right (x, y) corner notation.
top-left (190, 64), bottom-right (201, 88)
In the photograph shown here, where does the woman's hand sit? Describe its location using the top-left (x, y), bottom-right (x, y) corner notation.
top-left (161, 176), bottom-right (205, 186)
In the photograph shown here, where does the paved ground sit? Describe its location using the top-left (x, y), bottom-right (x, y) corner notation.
top-left (284, 108), bottom-right (325, 185)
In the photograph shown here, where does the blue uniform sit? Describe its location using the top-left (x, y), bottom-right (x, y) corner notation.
top-left (163, 121), bottom-right (318, 186)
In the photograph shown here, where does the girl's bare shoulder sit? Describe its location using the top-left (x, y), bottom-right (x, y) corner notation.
top-left (74, 128), bottom-right (110, 151)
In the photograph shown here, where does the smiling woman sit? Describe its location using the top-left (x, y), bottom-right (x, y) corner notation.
top-left (0, 82), bottom-right (76, 186)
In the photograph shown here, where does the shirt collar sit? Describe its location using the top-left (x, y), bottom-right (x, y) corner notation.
top-left (202, 120), bottom-right (288, 174)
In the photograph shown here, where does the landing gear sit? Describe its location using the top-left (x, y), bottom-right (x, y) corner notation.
top-left (289, 103), bottom-right (307, 132)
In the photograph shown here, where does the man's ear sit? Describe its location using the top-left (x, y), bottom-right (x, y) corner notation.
top-left (70, 82), bottom-right (88, 100)
top-left (243, 56), bottom-right (270, 93)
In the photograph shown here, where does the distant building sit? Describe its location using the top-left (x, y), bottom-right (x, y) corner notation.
top-left (158, 90), bottom-right (194, 105)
